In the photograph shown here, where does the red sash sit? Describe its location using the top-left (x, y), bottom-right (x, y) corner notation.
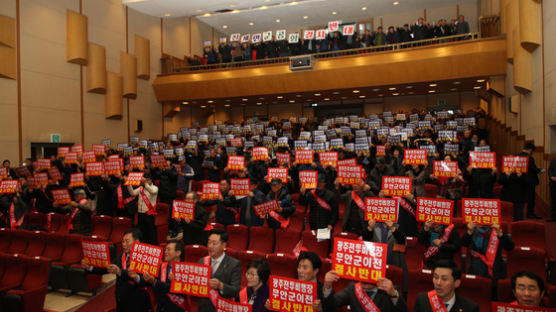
top-left (139, 187), bottom-right (157, 216)
top-left (122, 253), bottom-right (128, 270)
top-left (160, 262), bottom-right (189, 310)
top-left (269, 210), bottom-right (289, 229)
top-left (239, 287), bottom-right (248, 304)
top-left (469, 229), bottom-right (499, 277)
top-left (354, 282), bottom-right (381, 312)
top-left (47, 212), bottom-right (54, 231)
top-left (117, 186), bottom-right (136, 210)
top-left (204, 255), bottom-right (220, 307)
top-left (427, 290), bottom-right (448, 312)
top-left (424, 224), bottom-right (455, 261)
top-left (67, 206), bottom-right (81, 231)
top-left (352, 191), bottom-right (365, 210)
top-left (9, 203), bottom-right (24, 229)
top-left (393, 196), bottom-right (416, 217)
top-left (311, 190), bottom-right (331, 211)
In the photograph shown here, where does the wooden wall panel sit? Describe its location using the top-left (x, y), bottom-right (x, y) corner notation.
top-left (513, 29), bottom-right (532, 93)
top-left (0, 45), bottom-right (15, 79)
top-left (519, 0), bottom-right (541, 52)
top-left (105, 71), bottom-right (123, 119)
top-left (66, 10), bottom-right (88, 65)
top-left (0, 15), bottom-right (15, 48)
top-left (135, 34), bottom-right (150, 80)
top-left (120, 51), bottom-right (136, 98)
top-left (86, 43), bottom-right (106, 93)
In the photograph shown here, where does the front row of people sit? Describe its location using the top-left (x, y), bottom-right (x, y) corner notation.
top-left (81, 227), bottom-right (548, 312)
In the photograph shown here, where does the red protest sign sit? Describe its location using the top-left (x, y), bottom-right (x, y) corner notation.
top-left (150, 155), bottom-right (167, 168)
top-left (319, 151), bottom-right (338, 167)
top-left (71, 144), bottom-right (83, 155)
top-left (231, 137), bottom-right (243, 147)
top-left (299, 171), bottom-right (317, 189)
top-left (462, 198), bottom-right (501, 225)
top-left (227, 156), bottom-right (245, 170)
top-left (295, 150), bottom-right (314, 165)
top-left (502, 156), bottom-right (529, 174)
top-left (124, 172), bottom-right (144, 186)
top-left (48, 167), bottom-right (62, 181)
top-left (338, 158), bottom-right (357, 166)
top-left (328, 20), bottom-right (340, 32)
top-left (491, 302), bottom-right (556, 312)
top-left (34, 172), bottom-right (48, 187)
top-left (37, 158), bottom-right (51, 170)
top-left (230, 178), bottom-right (250, 197)
top-left (216, 296), bottom-right (252, 312)
top-left (338, 165), bottom-right (365, 185)
top-left (82, 151), bottom-right (96, 163)
top-left (15, 166), bottom-right (30, 177)
top-left (364, 198), bottom-right (399, 222)
top-left (129, 242), bottom-right (163, 276)
top-left (0, 180), bottom-right (19, 194)
top-left (253, 199), bottom-right (279, 216)
top-left (267, 168), bottom-right (288, 183)
top-left (172, 200), bottom-right (195, 220)
top-left (57, 146), bottom-right (70, 158)
top-left (51, 189), bottom-right (71, 205)
top-left (252, 147), bottom-right (269, 161)
top-left (381, 176), bottom-right (412, 197)
top-left (82, 240), bottom-right (110, 268)
top-left (86, 162), bottom-right (104, 176)
top-left (64, 152), bottom-right (78, 164)
top-left (268, 275), bottom-right (316, 312)
top-left (92, 144), bottom-right (106, 156)
top-left (376, 145), bottom-right (386, 156)
top-left (129, 156), bottom-right (145, 170)
top-left (276, 152), bottom-right (291, 165)
top-left (332, 238), bottom-right (387, 283)
top-left (69, 173), bottom-right (85, 188)
top-left (469, 151), bottom-right (496, 169)
top-left (0, 167), bottom-right (7, 180)
top-left (104, 160), bottom-right (122, 176)
top-left (433, 161), bottom-right (458, 178)
top-left (170, 262), bottom-right (211, 297)
top-left (403, 149), bottom-right (427, 165)
top-left (202, 182), bottom-right (220, 200)
top-left (416, 197), bottom-right (453, 225)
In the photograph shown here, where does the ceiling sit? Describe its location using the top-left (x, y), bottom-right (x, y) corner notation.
top-left (124, 0), bottom-right (473, 35)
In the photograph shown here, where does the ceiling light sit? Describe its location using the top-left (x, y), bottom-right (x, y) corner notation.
top-left (241, 103), bottom-right (246, 106)
top-left (258, 97), bottom-right (264, 99)
top-left (225, 99), bottom-right (231, 102)
top-left (289, 100), bottom-right (295, 103)
top-left (242, 98), bottom-right (248, 101)
top-left (450, 88), bottom-right (457, 91)
top-left (393, 93), bottom-right (400, 96)
top-left (182, 101), bottom-right (189, 105)
top-left (311, 103), bottom-right (318, 107)
top-left (332, 11), bottom-right (337, 15)
top-left (453, 81), bottom-right (461, 85)
top-left (372, 88), bottom-right (380, 92)
top-left (164, 13), bottom-right (171, 17)
top-left (296, 94), bottom-right (302, 97)
top-left (303, 16), bottom-right (309, 19)
top-left (314, 93), bottom-right (321, 96)
top-left (222, 25), bottom-right (228, 29)
top-left (224, 104), bottom-right (231, 107)
top-left (290, 1), bottom-right (299, 5)
top-left (352, 90), bottom-right (360, 93)
top-left (277, 96), bottom-right (283, 99)
top-left (196, 9), bottom-right (203, 12)
top-left (476, 79), bottom-right (485, 83)
top-left (324, 98), bottom-right (330, 101)
top-left (393, 1), bottom-right (400, 5)
top-left (361, 7), bottom-right (367, 10)
top-left (256, 102), bottom-right (262, 105)
top-left (332, 91), bottom-right (340, 94)
top-left (249, 22), bottom-right (254, 26)
top-left (276, 19), bottom-right (280, 23)
top-left (359, 95), bottom-right (366, 98)
top-left (200, 105), bottom-right (207, 108)
top-left (231, 9), bottom-right (240, 13)
top-left (408, 91), bottom-right (414, 94)
top-left (207, 100), bottom-right (214, 103)
top-left (429, 83), bottom-right (437, 87)
top-left (474, 86), bottom-right (481, 89)
top-left (341, 96), bottom-right (347, 99)
top-left (378, 94), bottom-right (384, 96)
top-left (428, 90), bottom-right (436, 93)
top-left (202, 13), bottom-right (212, 17)
top-left (388, 87), bottom-right (396, 91)
top-left (265, 0), bottom-right (270, 2)
top-left (260, 5), bottom-right (268, 10)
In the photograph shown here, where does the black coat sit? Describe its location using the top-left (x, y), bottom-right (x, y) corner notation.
top-left (323, 282), bottom-right (407, 312)
top-left (299, 188), bottom-right (339, 230)
top-left (461, 228), bottom-right (514, 280)
top-left (181, 202), bottom-right (208, 245)
top-left (418, 225), bottom-right (461, 269)
top-left (152, 262), bottom-right (188, 312)
top-left (413, 292), bottom-right (479, 312)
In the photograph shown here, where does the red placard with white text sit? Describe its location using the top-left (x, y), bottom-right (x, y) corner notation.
top-left (338, 165), bottom-right (364, 185)
top-left (469, 151), bottom-right (496, 169)
top-left (129, 242), bottom-right (163, 276)
top-left (129, 156), bottom-right (145, 170)
top-left (433, 161), bottom-right (458, 178)
top-left (0, 180), bottom-right (18, 194)
top-left (227, 156), bottom-right (245, 170)
top-left (202, 182), bottom-right (220, 200)
top-left (253, 199), bottom-right (279, 216)
top-left (381, 176), bottom-right (412, 197)
top-left (295, 150), bottom-right (314, 165)
top-left (86, 162), bottom-right (104, 176)
top-left (92, 144), bottom-right (106, 156)
top-left (64, 152), bottom-right (78, 164)
top-left (150, 155), bottom-right (167, 168)
top-left (299, 170), bottom-right (317, 189)
top-left (34, 172), bottom-right (48, 187)
top-left (337, 158), bottom-right (357, 166)
top-left (216, 296), bottom-right (252, 312)
top-left (331, 238), bottom-right (387, 283)
top-left (268, 275), bottom-right (316, 312)
top-left (376, 145), bottom-right (386, 157)
top-left (172, 200), bottom-right (195, 220)
top-left (252, 147), bottom-right (269, 161)
top-left (231, 138), bottom-right (243, 147)
top-left (0, 167), bottom-right (8, 180)
top-left (124, 172), bottom-right (144, 186)
top-left (416, 197), bottom-right (453, 225)
top-left (491, 302), bottom-right (556, 312)
top-left (82, 240), bottom-right (110, 268)
top-left (319, 151), bottom-right (338, 167)
top-left (230, 178), bottom-right (250, 197)
top-left (267, 168), bottom-right (288, 183)
top-left (82, 151), bottom-right (96, 163)
top-left (328, 21), bottom-right (340, 32)
top-left (71, 144), bottom-right (83, 155)
top-left (57, 146), bottom-right (69, 158)
top-left (69, 173), bottom-right (85, 188)
top-left (37, 158), bottom-right (51, 170)
top-left (404, 149), bottom-right (427, 165)
top-left (502, 156), bottom-right (529, 174)
top-left (276, 152), bottom-right (291, 166)
top-left (51, 189), bottom-right (71, 205)
top-left (364, 198), bottom-right (399, 222)
top-left (461, 198), bottom-right (501, 225)
top-left (48, 167), bottom-right (62, 181)
top-left (104, 160), bottom-right (122, 176)
top-left (170, 262), bottom-right (211, 297)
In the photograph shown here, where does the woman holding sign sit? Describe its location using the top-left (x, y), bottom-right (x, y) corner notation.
top-left (180, 192), bottom-right (208, 246)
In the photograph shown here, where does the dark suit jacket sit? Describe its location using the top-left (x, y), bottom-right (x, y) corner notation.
top-left (152, 262), bottom-right (187, 312)
top-left (323, 282), bottom-right (407, 312)
top-left (413, 292), bottom-right (479, 312)
top-left (197, 254), bottom-right (242, 311)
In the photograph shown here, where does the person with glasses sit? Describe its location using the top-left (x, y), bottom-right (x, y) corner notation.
top-left (239, 258), bottom-right (271, 311)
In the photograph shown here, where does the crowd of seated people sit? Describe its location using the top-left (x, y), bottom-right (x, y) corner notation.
top-left (200, 15), bottom-right (471, 65)
top-left (1, 105), bottom-right (555, 311)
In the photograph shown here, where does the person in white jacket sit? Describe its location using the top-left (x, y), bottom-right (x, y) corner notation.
top-left (127, 173), bottom-right (159, 245)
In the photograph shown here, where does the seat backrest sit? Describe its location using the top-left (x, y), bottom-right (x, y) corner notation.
top-left (0, 253), bottom-right (7, 280)
top-left (20, 256), bottom-right (50, 290)
top-left (424, 184), bottom-right (439, 197)
top-left (109, 217), bottom-right (132, 242)
top-left (0, 254), bottom-right (27, 287)
top-left (176, 190), bottom-right (185, 200)
top-left (25, 211), bottom-right (46, 228)
top-left (91, 215), bottom-right (113, 239)
top-left (56, 214), bottom-right (71, 234)
top-left (267, 253), bottom-right (297, 279)
top-left (386, 264), bottom-right (404, 291)
top-left (506, 247), bottom-right (546, 279)
top-left (24, 230), bottom-right (46, 257)
top-left (510, 221), bottom-right (546, 250)
top-left (459, 274), bottom-right (493, 312)
top-left (155, 203), bottom-right (170, 223)
top-left (0, 228), bottom-right (12, 252)
top-left (274, 229), bottom-right (301, 255)
top-left (248, 226), bottom-right (275, 254)
top-left (59, 234), bottom-right (84, 264)
top-left (317, 257), bottom-right (331, 283)
top-left (237, 250), bottom-right (266, 286)
top-left (225, 224), bottom-right (249, 251)
top-left (7, 229), bottom-right (29, 254)
top-left (184, 245), bottom-right (208, 263)
top-left (406, 269), bottom-right (434, 310)
top-left (41, 232), bottom-right (66, 261)
top-left (301, 230), bottom-right (329, 259)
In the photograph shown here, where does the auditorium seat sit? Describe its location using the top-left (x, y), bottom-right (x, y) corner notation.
top-left (545, 284), bottom-right (556, 307)
top-left (23, 230), bottom-right (46, 257)
top-left (50, 234), bottom-right (83, 290)
top-left (3, 255), bottom-right (50, 312)
top-left (424, 184), bottom-right (439, 198)
top-left (24, 211), bottom-right (46, 229)
top-left (493, 184), bottom-right (502, 199)
top-left (274, 229), bottom-right (302, 256)
top-left (7, 230), bottom-right (29, 254)
top-left (155, 203), bottom-right (170, 245)
top-left (496, 278), bottom-right (515, 303)
top-left (301, 230), bottom-right (329, 259)
top-left (0, 253), bottom-right (27, 292)
top-left (237, 250), bottom-right (266, 286)
top-left (404, 237), bottom-right (424, 271)
top-left (110, 217), bottom-right (132, 254)
top-left (41, 232), bottom-right (65, 261)
top-left (247, 226), bottom-right (274, 254)
top-left (318, 257), bottom-right (331, 283)
top-left (267, 253), bottom-right (297, 279)
top-left (458, 274), bottom-right (493, 312)
top-left (68, 235), bottom-right (105, 295)
top-left (56, 214), bottom-right (71, 234)
top-left (184, 245), bottom-right (208, 263)
top-left (386, 264), bottom-right (404, 293)
top-left (290, 193), bottom-right (300, 203)
top-left (332, 231), bottom-right (359, 241)
top-left (46, 212), bottom-right (62, 232)
top-left (289, 210), bottom-right (306, 232)
top-left (225, 224), bottom-right (249, 251)
top-left (500, 201), bottom-right (514, 225)
top-left (510, 220), bottom-right (546, 251)
top-left (176, 190), bottom-right (185, 200)
top-left (0, 228), bottom-right (12, 252)
top-left (406, 269), bottom-right (434, 310)
top-left (506, 246), bottom-right (547, 281)
top-left (91, 215), bottom-right (113, 240)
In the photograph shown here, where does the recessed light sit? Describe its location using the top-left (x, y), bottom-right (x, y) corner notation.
top-left (450, 88), bottom-right (457, 91)
top-left (405, 86), bottom-right (413, 89)
top-left (311, 103), bottom-right (318, 107)
top-left (207, 100), bottom-right (214, 103)
top-left (359, 95), bottom-right (366, 98)
top-left (277, 96), bottom-right (283, 99)
top-left (224, 104), bottom-right (231, 107)
top-left (164, 13), bottom-right (171, 17)
top-left (231, 9), bottom-right (240, 13)
top-left (289, 100), bottom-right (295, 103)
top-left (324, 98), bottom-right (330, 101)
top-left (276, 19), bottom-right (280, 23)
top-left (408, 91), bottom-right (414, 94)
top-left (256, 102), bottom-right (262, 105)
top-left (476, 79), bottom-right (485, 83)
top-left (474, 86), bottom-right (481, 89)
top-left (372, 88), bottom-right (380, 92)
top-left (303, 16), bottom-right (309, 19)
top-left (314, 93), bottom-right (321, 96)
top-left (378, 94), bottom-right (384, 96)
top-left (453, 81), bottom-right (461, 85)
top-left (222, 25), bottom-right (228, 29)
top-left (290, 1), bottom-right (299, 5)
top-left (428, 90), bottom-right (436, 93)
top-left (258, 97), bottom-right (264, 100)
top-left (352, 90), bottom-right (360, 93)
top-left (200, 105), bottom-right (206, 108)
top-left (202, 13), bottom-right (212, 17)
top-left (332, 11), bottom-right (337, 15)
top-left (260, 6), bottom-right (268, 10)
top-left (296, 94), bottom-right (302, 97)
top-left (241, 103), bottom-right (246, 106)
top-left (429, 83), bottom-right (437, 87)
top-left (361, 7), bottom-right (367, 10)
top-left (393, 93), bottom-right (400, 96)
top-left (249, 22), bottom-right (254, 26)
top-left (388, 88), bottom-right (396, 91)
top-left (242, 98), bottom-right (248, 101)
top-left (265, 0), bottom-right (270, 2)
top-left (332, 91), bottom-right (340, 94)
top-left (393, 1), bottom-right (400, 5)
top-left (225, 99), bottom-right (231, 102)
top-left (196, 9), bottom-right (203, 12)
top-left (182, 101), bottom-right (189, 105)
top-left (341, 96), bottom-right (347, 99)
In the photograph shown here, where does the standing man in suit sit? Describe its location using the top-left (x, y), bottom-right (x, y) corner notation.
top-left (413, 259), bottom-right (479, 312)
top-left (82, 228), bottom-right (152, 312)
top-left (197, 228), bottom-right (242, 311)
top-left (519, 143), bottom-right (542, 219)
top-left (335, 177), bottom-right (375, 236)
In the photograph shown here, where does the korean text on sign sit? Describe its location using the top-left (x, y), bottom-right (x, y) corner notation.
top-left (252, 147), bottom-right (269, 161)
top-left (150, 155), bottom-right (167, 168)
top-left (253, 199), bottom-right (280, 216)
top-left (82, 240), bottom-right (110, 268)
top-left (381, 176), bottom-right (412, 197)
top-left (86, 162), bottom-right (104, 176)
top-left (268, 275), bottom-right (316, 312)
top-left (202, 182), bottom-right (220, 200)
top-left (69, 173), bottom-right (85, 188)
top-left (403, 149), bottom-right (427, 165)
top-left (129, 156), bottom-right (145, 170)
top-left (227, 156), bottom-right (245, 170)
top-left (416, 197), bottom-right (453, 225)
top-left (469, 151), bottom-right (496, 169)
top-left (230, 178), bottom-right (250, 197)
top-left (319, 151), bottom-right (338, 167)
top-left (0, 180), bottom-right (19, 194)
top-left (433, 161), bottom-right (458, 178)
top-left (51, 189), bottom-right (71, 205)
top-left (216, 296), bottom-right (252, 312)
top-left (267, 168), bottom-right (288, 183)
top-left (170, 262), bottom-right (211, 297)
top-left (172, 200), bottom-right (195, 220)
top-left (462, 198), bottom-right (501, 225)
top-left (299, 171), bottom-right (317, 189)
top-left (502, 156), bottom-right (529, 174)
top-left (364, 198), bottom-right (399, 222)
top-left (276, 153), bottom-right (291, 165)
top-left (124, 172), bottom-right (144, 186)
top-left (331, 238), bottom-right (387, 283)
top-left (338, 165), bottom-right (364, 185)
top-left (491, 301), bottom-right (556, 312)
top-left (295, 150), bottom-right (314, 165)
top-left (129, 242), bottom-right (163, 276)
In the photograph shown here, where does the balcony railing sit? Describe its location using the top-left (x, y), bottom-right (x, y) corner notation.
top-left (160, 32), bottom-right (480, 74)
